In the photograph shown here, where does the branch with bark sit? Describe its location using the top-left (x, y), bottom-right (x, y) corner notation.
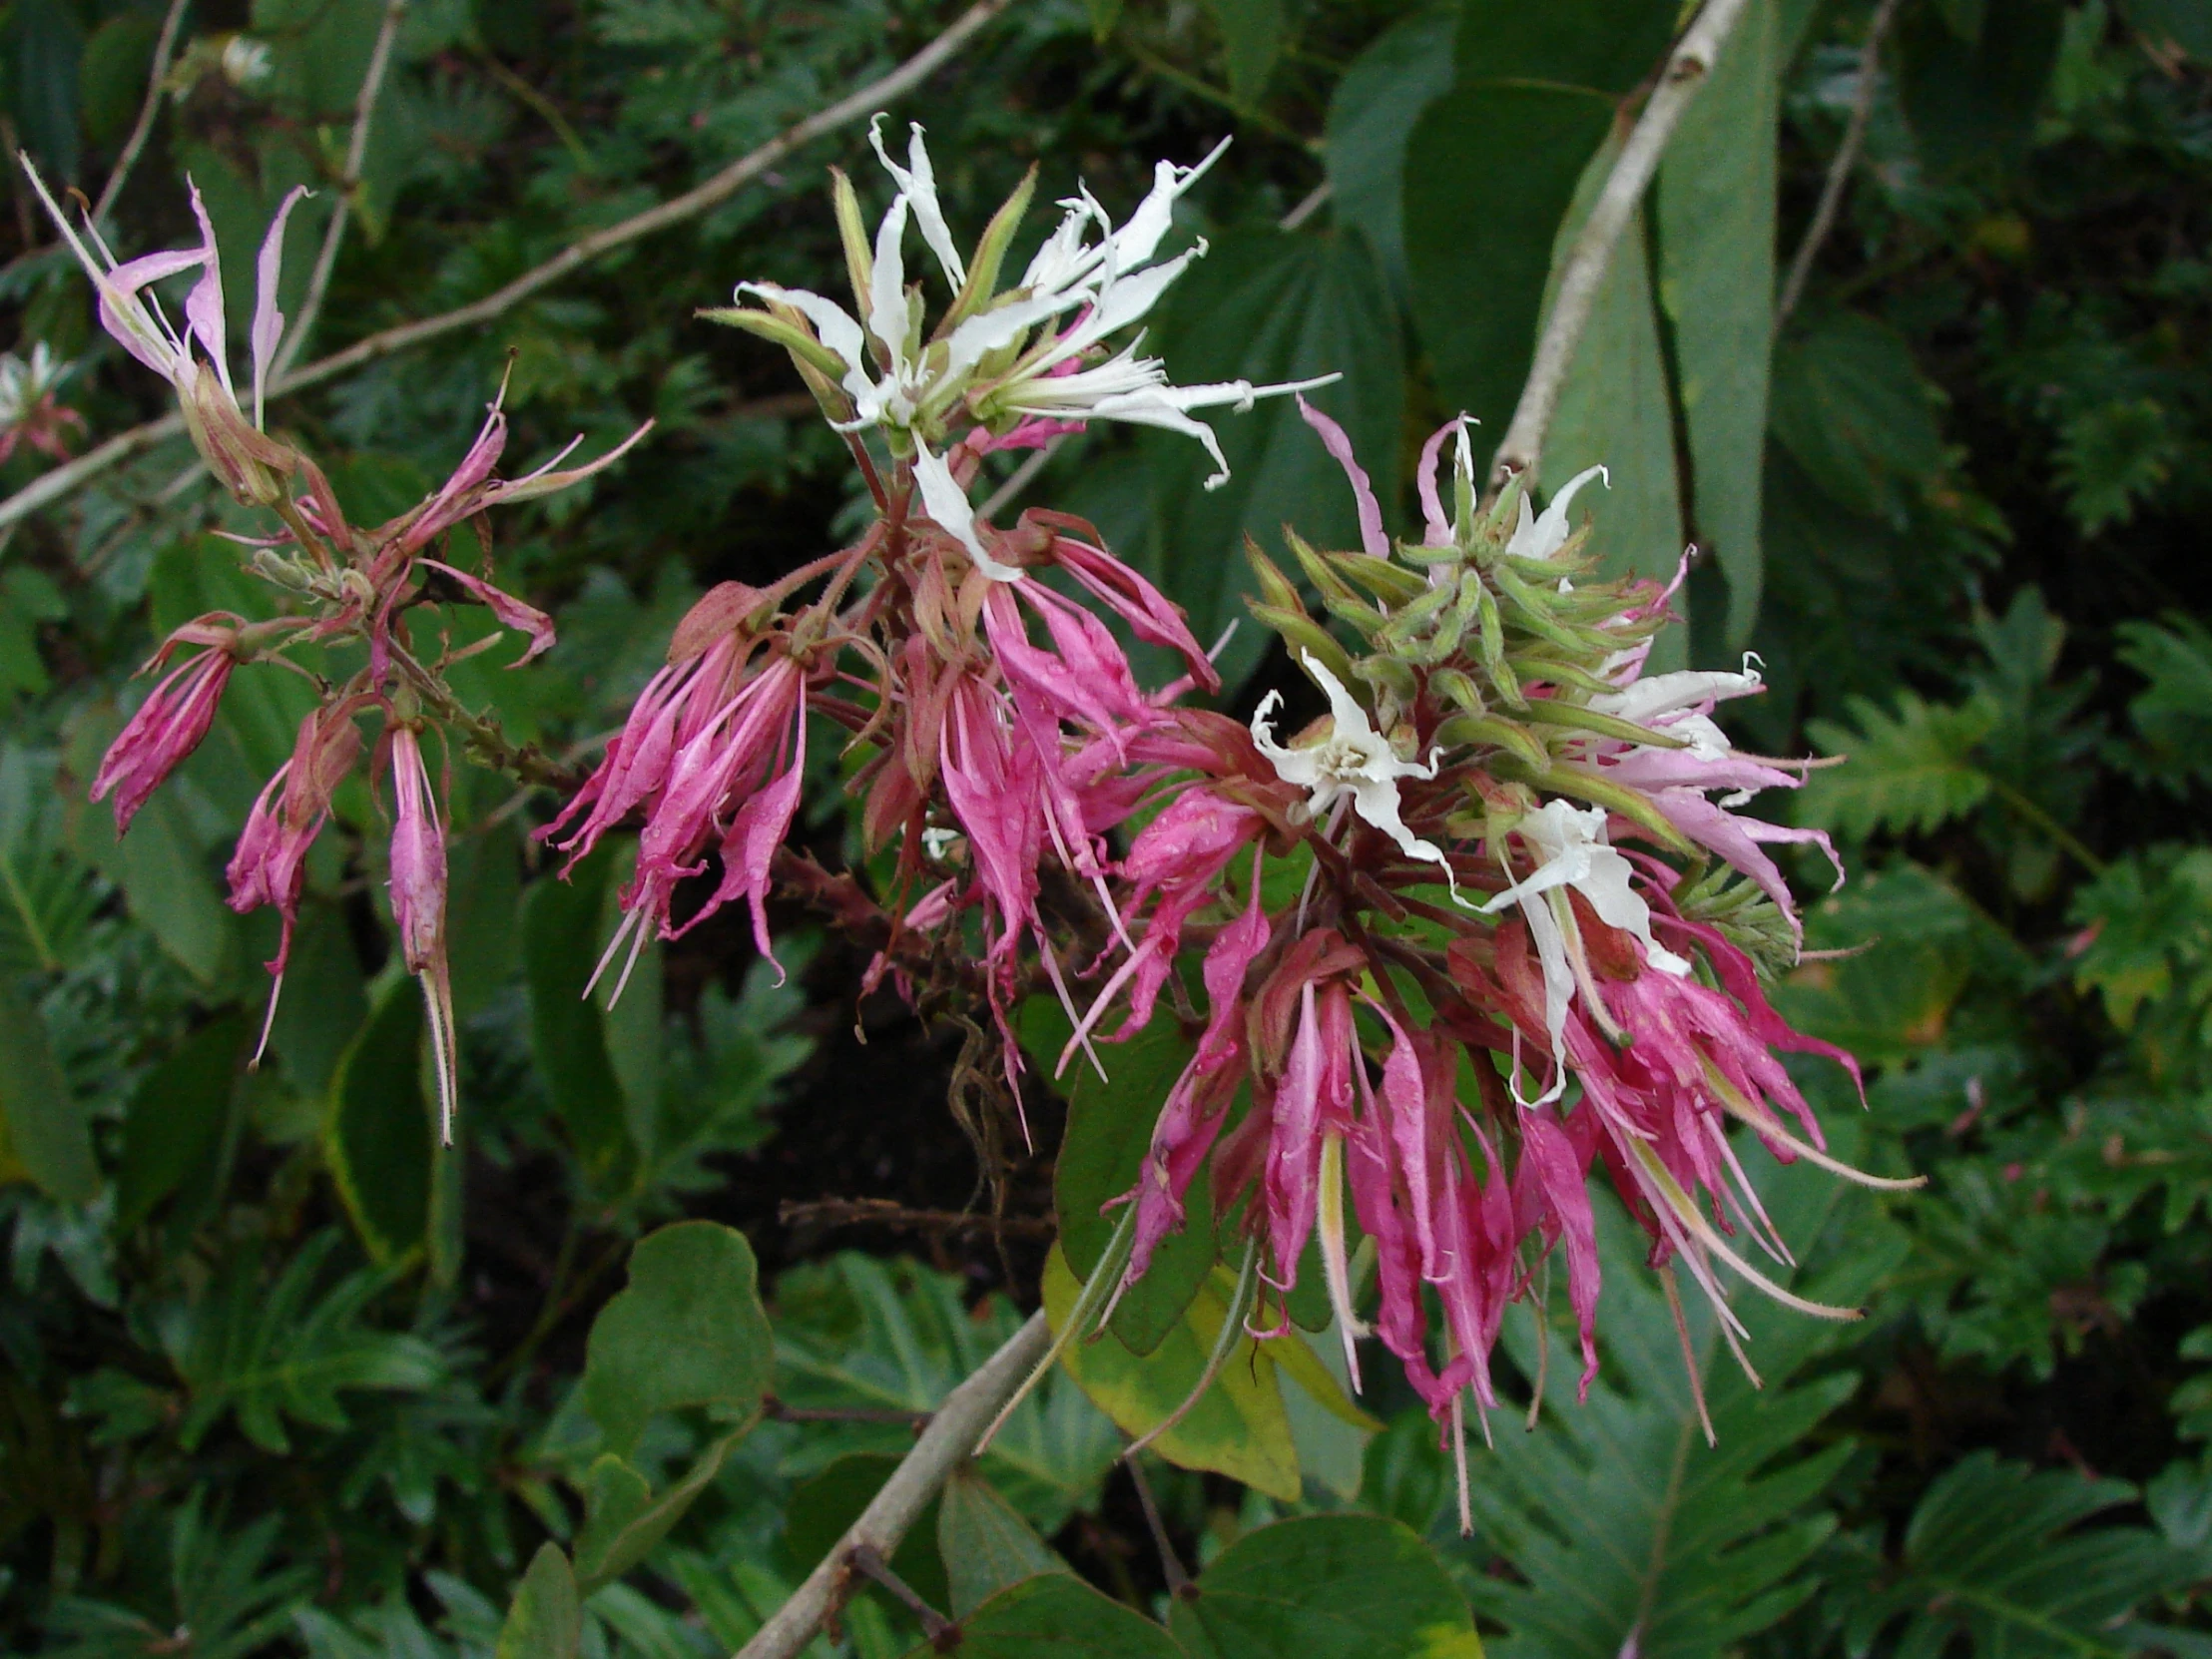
top-left (0, 0), bottom-right (1014, 536)
top-left (1486, 0), bottom-right (1757, 492)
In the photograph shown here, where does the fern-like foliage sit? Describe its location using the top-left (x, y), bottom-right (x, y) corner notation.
top-left (2116, 615), bottom-right (2212, 795)
top-left (1450, 1125), bottom-right (1906, 1658)
top-left (1802, 691), bottom-right (2000, 840)
top-left (1834, 1450), bottom-right (2209, 1657)
top-left (43, 1497), bottom-right (312, 1659)
top-left (159, 1230), bottom-right (446, 1454)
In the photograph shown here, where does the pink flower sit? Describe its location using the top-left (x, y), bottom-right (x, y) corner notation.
top-left (387, 724), bottom-right (460, 1142)
top-left (575, 650), bottom-right (809, 1000)
top-left (90, 617), bottom-right (241, 834)
top-left (228, 702), bottom-right (363, 1056)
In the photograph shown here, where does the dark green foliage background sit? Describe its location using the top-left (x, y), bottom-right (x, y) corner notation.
top-left (2, 0), bottom-right (2211, 1653)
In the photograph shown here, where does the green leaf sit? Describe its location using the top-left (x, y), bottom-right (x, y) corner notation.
top-left (2120, 0), bottom-right (2212, 59)
top-left (1023, 997), bottom-right (1216, 1357)
top-left (1452, 0), bottom-right (1677, 93)
top-left (1170, 1514), bottom-right (1480, 1659)
top-left (1800, 690), bottom-right (1999, 839)
top-left (1405, 85), bottom-right (1613, 440)
top-left (1840, 1450), bottom-right (2204, 1657)
top-left (1324, 5), bottom-right (1455, 299)
top-left (0, 746), bottom-right (102, 978)
top-left (117, 1014), bottom-right (246, 1234)
top-left (101, 787), bottom-right (240, 989)
top-left (1042, 1247), bottom-right (1301, 1502)
top-left (522, 844), bottom-right (639, 1191)
top-left (10, 0), bottom-right (86, 179)
top-left (1654, 0), bottom-right (1781, 646)
top-left (2117, 615), bottom-right (2212, 793)
top-left (78, 11), bottom-right (159, 143)
top-left (0, 974), bottom-right (96, 1204)
top-left (443, 820), bottom-right (521, 1021)
top-left (1897, 0), bottom-right (2066, 175)
top-left (2068, 847), bottom-right (2212, 1031)
top-left (1452, 1124), bottom-right (1898, 1657)
top-left (264, 899), bottom-right (369, 1101)
top-left (324, 977), bottom-right (433, 1267)
top-left (581, 1219), bottom-right (773, 1456)
top-left (0, 566), bottom-right (65, 697)
top-left (1142, 228), bottom-right (1402, 689)
top-left (170, 1231), bottom-right (445, 1454)
top-left (573, 1431), bottom-right (738, 1592)
top-left (1199, 0), bottom-right (1284, 107)
top-left (1775, 866), bottom-right (2002, 1064)
top-left (1768, 312), bottom-right (1943, 526)
top-left (911, 1573), bottom-right (1186, 1659)
top-left (938, 1465), bottom-right (1066, 1617)
top-left (1536, 186), bottom-right (1685, 609)
top-left (496, 1543), bottom-right (582, 1659)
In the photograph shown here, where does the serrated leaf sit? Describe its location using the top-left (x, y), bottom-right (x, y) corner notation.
top-left (1449, 1123), bottom-right (1899, 1657)
top-left (2117, 615), bottom-right (2212, 793)
top-left (1842, 1449), bottom-right (2203, 1657)
top-left (1800, 691), bottom-right (1999, 839)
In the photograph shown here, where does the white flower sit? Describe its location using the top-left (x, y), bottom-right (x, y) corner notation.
top-left (725, 119), bottom-right (1335, 578)
top-left (0, 341), bottom-right (69, 424)
top-left (1478, 799), bottom-right (1690, 1103)
top-left (222, 35), bottom-right (272, 86)
top-left (1504, 464), bottom-right (1608, 560)
top-left (1252, 653), bottom-right (1458, 896)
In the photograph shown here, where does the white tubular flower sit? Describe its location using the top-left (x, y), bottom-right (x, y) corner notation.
top-left (1253, 652), bottom-right (1458, 895)
top-left (719, 121), bottom-right (1340, 574)
top-left (1504, 464), bottom-right (1609, 560)
top-left (1478, 800), bottom-right (1691, 1102)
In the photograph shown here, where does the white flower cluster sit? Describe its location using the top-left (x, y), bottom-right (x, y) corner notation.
top-left (726, 119), bottom-right (1334, 578)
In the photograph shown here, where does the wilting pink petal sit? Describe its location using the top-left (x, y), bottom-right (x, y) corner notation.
top-left (1297, 394), bottom-right (1385, 559)
top-left (420, 559), bottom-right (556, 666)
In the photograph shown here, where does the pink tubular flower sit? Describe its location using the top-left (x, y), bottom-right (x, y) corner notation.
top-left (91, 617), bottom-right (242, 834)
top-left (387, 724), bottom-right (459, 1143)
top-left (1580, 661), bottom-right (1844, 942)
top-left (228, 702), bottom-right (363, 1057)
top-left (572, 648), bottom-right (809, 1000)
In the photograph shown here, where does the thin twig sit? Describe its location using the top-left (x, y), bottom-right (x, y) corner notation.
top-left (91, 0), bottom-right (193, 228)
top-left (0, 0), bottom-right (1016, 535)
top-left (779, 1197), bottom-right (1056, 1239)
top-left (848, 1545), bottom-right (953, 1640)
top-left (1125, 1455), bottom-right (1190, 1597)
top-left (734, 1310), bottom-right (1050, 1659)
top-left (1774, 0), bottom-right (1904, 330)
top-left (272, 0), bottom-right (409, 380)
top-left (1486, 0), bottom-right (1756, 491)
